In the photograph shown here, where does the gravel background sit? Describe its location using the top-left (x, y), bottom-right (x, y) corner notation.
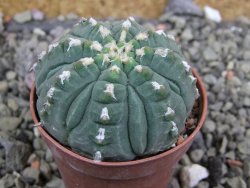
top-left (0, 4), bottom-right (250, 188)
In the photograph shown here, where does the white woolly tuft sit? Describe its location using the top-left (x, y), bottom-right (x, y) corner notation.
top-left (89, 17), bottom-right (97, 26)
top-left (100, 107), bottom-right (110, 121)
top-left (102, 54), bottom-right (110, 65)
top-left (136, 47), bottom-right (145, 57)
top-left (155, 48), bottom-right (169, 57)
top-left (47, 87), bottom-right (55, 98)
top-left (155, 30), bottom-right (167, 36)
top-left (151, 81), bottom-right (163, 90)
top-left (135, 65), bottom-right (143, 72)
top-left (120, 53), bottom-right (129, 62)
top-left (182, 61), bottom-right (191, 72)
top-left (105, 41), bottom-right (117, 50)
top-left (38, 51), bottom-right (46, 60)
top-left (99, 26), bottom-right (111, 38)
top-left (94, 151), bottom-right (102, 162)
top-left (59, 71), bottom-right (71, 84)
top-left (67, 38), bottom-right (81, 51)
top-left (129, 16), bottom-right (135, 21)
top-left (122, 19), bottom-right (131, 29)
top-left (195, 88), bottom-right (200, 99)
top-left (80, 57), bottom-right (94, 67)
top-left (165, 107), bottom-right (175, 116)
top-left (189, 75), bottom-right (197, 82)
top-left (135, 32), bottom-right (148, 40)
top-left (124, 43), bottom-right (133, 52)
top-left (96, 128), bottom-right (106, 143)
top-left (119, 30), bottom-right (127, 42)
top-left (167, 34), bottom-right (175, 40)
top-left (91, 41), bottom-right (103, 52)
top-left (110, 65), bottom-right (120, 73)
top-left (48, 43), bottom-right (59, 53)
top-left (104, 83), bottom-right (116, 100)
top-left (171, 121), bottom-right (178, 134)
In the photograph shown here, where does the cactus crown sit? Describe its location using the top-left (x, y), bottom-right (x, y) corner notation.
top-left (35, 17), bottom-right (199, 162)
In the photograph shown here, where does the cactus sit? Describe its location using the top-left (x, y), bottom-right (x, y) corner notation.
top-left (35, 17), bottom-right (199, 162)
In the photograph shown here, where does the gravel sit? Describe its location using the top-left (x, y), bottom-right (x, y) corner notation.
top-left (0, 4), bottom-right (250, 187)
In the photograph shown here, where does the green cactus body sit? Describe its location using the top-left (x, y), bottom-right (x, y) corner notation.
top-left (35, 17), bottom-right (199, 162)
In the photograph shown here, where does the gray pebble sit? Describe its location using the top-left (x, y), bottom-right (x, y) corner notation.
top-left (0, 81), bottom-right (8, 93)
top-left (203, 120), bottom-right (216, 133)
top-left (45, 176), bottom-right (65, 188)
top-left (13, 11), bottom-right (32, 24)
top-left (22, 167), bottom-right (40, 184)
top-left (0, 117), bottom-right (22, 131)
top-left (226, 177), bottom-right (247, 188)
top-left (190, 149), bottom-right (204, 163)
top-left (0, 174), bottom-right (15, 187)
top-left (203, 47), bottom-right (218, 61)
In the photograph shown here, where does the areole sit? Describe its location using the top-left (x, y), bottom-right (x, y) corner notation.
top-left (30, 68), bottom-right (207, 188)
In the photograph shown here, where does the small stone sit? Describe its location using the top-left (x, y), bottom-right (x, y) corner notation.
top-left (180, 164), bottom-right (209, 187)
top-left (225, 151), bottom-right (235, 160)
top-left (33, 138), bottom-right (47, 150)
top-left (168, 177), bottom-right (180, 188)
top-left (6, 71), bottom-right (17, 80)
top-left (196, 181), bottom-right (209, 188)
top-left (243, 51), bottom-right (250, 60)
top-left (219, 136), bottom-right (228, 154)
top-left (13, 11), bottom-right (32, 23)
top-left (237, 141), bottom-right (250, 155)
top-left (0, 12), bottom-right (3, 32)
top-left (243, 159), bottom-right (250, 177)
top-left (0, 117), bottom-right (22, 131)
top-left (22, 167), bottom-right (40, 184)
top-left (0, 81), bottom-right (8, 92)
top-left (33, 28), bottom-right (46, 36)
top-left (226, 177), bottom-right (247, 188)
top-left (66, 12), bottom-right (78, 20)
top-left (243, 97), bottom-right (250, 106)
top-left (208, 156), bottom-right (223, 186)
top-left (45, 148), bottom-right (54, 162)
top-left (203, 47), bottom-right (218, 61)
top-left (180, 154), bottom-right (192, 166)
top-left (31, 9), bottom-right (44, 21)
top-left (0, 138), bottom-right (31, 171)
top-left (7, 98), bottom-right (19, 112)
top-left (0, 174), bottom-right (15, 187)
top-left (204, 6), bottom-right (222, 23)
top-left (40, 160), bottom-right (51, 180)
top-left (181, 28), bottom-right (193, 41)
top-left (203, 120), bottom-right (216, 133)
top-left (190, 149), bottom-right (204, 163)
top-left (45, 176), bottom-right (65, 188)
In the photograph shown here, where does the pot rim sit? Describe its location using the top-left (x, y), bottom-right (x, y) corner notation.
top-left (30, 68), bottom-right (207, 167)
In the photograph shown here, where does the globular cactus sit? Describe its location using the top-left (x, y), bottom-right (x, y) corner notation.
top-left (35, 17), bottom-right (199, 162)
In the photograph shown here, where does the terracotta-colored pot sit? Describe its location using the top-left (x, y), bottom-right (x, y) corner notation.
top-left (30, 68), bottom-right (207, 188)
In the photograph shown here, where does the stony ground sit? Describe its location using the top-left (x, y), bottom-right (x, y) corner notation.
top-left (0, 9), bottom-right (250, 188)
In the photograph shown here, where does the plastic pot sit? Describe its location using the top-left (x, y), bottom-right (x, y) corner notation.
top-left (30, 68), bottom-right (207, 188)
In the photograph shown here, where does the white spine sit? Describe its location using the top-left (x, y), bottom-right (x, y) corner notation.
top-left (122, 19), bottom-right (131, 29)
top-left (165, 107), bottom-right (175, 116)
top-left (48, 43), bottom-right (59, 53)
top-left (89, 17), bottom-right (97, 26)
top-left (182, 61), bottom-right (191, 72)
top-left (155, 30), bottom-right (166, 36)
top-left (94, 151), bottom-right (102, 162)
top-left (135, 32), bottom-right (148, 40)
top-left (47, 87), bottom-right (55, 98)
